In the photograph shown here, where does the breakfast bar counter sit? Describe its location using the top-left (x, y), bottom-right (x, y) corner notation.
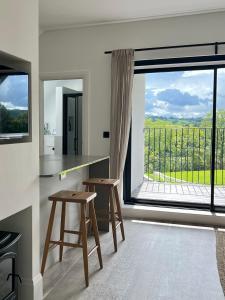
top-left (40, 154), bottom-right (110, 178)
top-left (39, 154), bottom-right (110, 270)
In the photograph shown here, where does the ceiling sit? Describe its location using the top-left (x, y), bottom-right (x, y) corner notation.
top-left (39, 0), bottom-right (225, 31)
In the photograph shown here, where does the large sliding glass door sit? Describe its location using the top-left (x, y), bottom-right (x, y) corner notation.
top-left (214, 69), bottom-right (225, 207)
top-left (125, 66), bottom-right (225, 211)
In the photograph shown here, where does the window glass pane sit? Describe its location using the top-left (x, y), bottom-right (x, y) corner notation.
top-left (131, 69), bottom-right (214, 205)
top-left (215, 68), bottom-right (225, 206)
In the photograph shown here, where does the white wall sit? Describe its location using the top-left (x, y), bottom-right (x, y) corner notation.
top-left (55, 87), bottom-right (64, 136)
top-left (40, 12), bottom-right (225, 156)
top-left (0, 1), bottom-right (42, 299)
top-left (131, 75), bottom-right (145, 193)
top-left (44, 82), bottom-right (57, 135)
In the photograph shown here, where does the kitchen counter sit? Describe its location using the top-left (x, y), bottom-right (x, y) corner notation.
top-left (40, 154), bottom-right (109, 178)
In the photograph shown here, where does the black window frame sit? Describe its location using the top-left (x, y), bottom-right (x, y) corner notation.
top-left (124, 63), bottom-right (225, 213)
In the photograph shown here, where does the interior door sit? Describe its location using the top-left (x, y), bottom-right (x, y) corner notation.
top-left (63, 93), bottom-right (82, 155)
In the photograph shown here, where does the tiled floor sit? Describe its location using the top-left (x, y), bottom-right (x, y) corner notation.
top-left (43, 220), bottom-right (224, 300)
top-left (132, 181), bottom-right (225, 206)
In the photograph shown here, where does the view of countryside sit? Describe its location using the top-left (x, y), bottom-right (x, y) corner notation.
top-left (0, 74), bottom-right (28, 134)
top-left (142, 69), bottom-right (225, 204)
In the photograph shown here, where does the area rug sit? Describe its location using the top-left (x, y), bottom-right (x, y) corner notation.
top-left (216, 229), bottom-right (225, 296)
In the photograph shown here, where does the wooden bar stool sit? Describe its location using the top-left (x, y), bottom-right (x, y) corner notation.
top-left (83, 178), bottom-right (125, 252)
top-left (41, 190), bottom-right (103, 287)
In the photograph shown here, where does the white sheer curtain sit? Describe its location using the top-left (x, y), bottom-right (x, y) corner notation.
top-left (110, 49), bottom-right (134, 179)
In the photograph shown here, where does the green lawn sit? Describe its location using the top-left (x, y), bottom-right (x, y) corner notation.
top-left (145, 173), bottom-right (168, 183)
top-left (166, 170), bottom-right (225, 185)
top-left (145, 170), bottom-right (225, 185)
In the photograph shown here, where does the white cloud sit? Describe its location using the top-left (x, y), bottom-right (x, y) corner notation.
top-left (175, 84), bottom-right (213, 100)
top-left (182, 70), bottom-right (212, 77)
top-left (146, 96), bottom-right (209, 119)
top-left (152, 99), bottom-right (168, 109)
top-left (150, 74), bottom-right (214, 101)
top-left (0, 101), bottom-right (27, 110)
top-left (0, 78), bottom-right (10, 96)
top-left (144, 68), bottom-right (225, 118)
top-left (178, 69), bottom-right (225, 100)
top-left (150, 88), bottom-right (166, 96)
top-left (182, 69), bottom-right (225, 77)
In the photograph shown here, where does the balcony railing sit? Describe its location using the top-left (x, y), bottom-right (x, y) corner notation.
top-left (144, 127), bottom-right (225, 185)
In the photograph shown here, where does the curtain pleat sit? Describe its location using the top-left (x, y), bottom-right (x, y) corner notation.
top-left (110, 49), bottom-right (134, 180)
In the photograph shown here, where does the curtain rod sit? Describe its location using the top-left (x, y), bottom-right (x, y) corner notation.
top-left (104, 41), bottom-right (225, 54)
top-left (135, 53), bottom-right (225, 67)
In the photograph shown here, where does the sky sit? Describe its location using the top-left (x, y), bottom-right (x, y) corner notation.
top-left (144, 69), bottom-right (225, 119)
top-left (0, 74), bottom-right (28, 110)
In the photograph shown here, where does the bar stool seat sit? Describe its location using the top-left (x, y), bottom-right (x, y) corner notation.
top-left (41, 190), bottom-right (103, 287)
top-left (49, 190), bottom-right (97, 203)
top-left (83, 178), bottom-right (125, 252)
top-left (83, 178), bottom-right (120, 187)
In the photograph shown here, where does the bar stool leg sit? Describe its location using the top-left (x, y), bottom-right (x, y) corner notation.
top-left (114, 186), bottom-right (125, 241)
top-left (109, 187), bottom-right (117, 252)
top-left (77, 205), bottom-right (82, 245)
top-left (89, 201), bottom-right (103, 269)
top-left (41, 200), bottom-right (57, 275)
top-left (87, 185), bottom-right (94, 235)
top-left (78, 185), bottom-right (90, 244)
top-left (81, 203), bottom-right (89, 287)
top-left (59, 201), bottom-right (66, 261)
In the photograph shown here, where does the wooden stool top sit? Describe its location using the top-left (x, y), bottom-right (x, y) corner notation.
top-left (83, 178), bottom-right (119, 187)
top-left (49, 190), bottom-right (97, 203)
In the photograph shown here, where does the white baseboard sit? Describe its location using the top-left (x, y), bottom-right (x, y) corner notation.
top-left (122, 204), bottom-right (225, 227)
top-left (19, 273), bottom-right (43, 300)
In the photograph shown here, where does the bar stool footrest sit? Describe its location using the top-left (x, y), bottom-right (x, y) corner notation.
top-left (49, 240), bottom-right (82, 248)
top-left (64, 230), bottom-right (80, 235)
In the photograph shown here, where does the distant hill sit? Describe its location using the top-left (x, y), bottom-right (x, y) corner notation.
top-left (145, 115), bottom-right (202, 128)
top-left (8, 109), bottom-right (28, 118)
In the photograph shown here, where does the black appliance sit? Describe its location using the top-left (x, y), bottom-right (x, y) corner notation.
top-left (0, 231), bottom-right (21, 300)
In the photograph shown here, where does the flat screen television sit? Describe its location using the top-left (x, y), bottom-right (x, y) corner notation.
top-left (0, 72), bottom-right (31, 143)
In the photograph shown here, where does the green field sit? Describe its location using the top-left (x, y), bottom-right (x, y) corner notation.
top-left (144, 114), bottom-right (225, 186)
top-left (145, 173), bottom-right (169, 183)
top-left (146, 170), bottom-right (225, 185)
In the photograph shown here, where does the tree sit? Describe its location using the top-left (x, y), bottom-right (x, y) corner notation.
top-left (0, 103), bottom-right (11, 132)
top-left (0, 103), bottom-right (28, 133)
top-left (144, 113), bottom-right (225, 181)
top-left (200, 110), bottom-right (225, 128)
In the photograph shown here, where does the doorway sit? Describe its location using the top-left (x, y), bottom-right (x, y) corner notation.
top-left (125, 66), bottom-right (225, 212)
top-left (41, 79), bottom-right (83, 156)
top-left (63, 91), bottom-right (82, 155)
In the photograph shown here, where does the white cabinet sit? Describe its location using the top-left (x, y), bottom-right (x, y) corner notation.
top-left (44, 135), bottom-right (55, 155)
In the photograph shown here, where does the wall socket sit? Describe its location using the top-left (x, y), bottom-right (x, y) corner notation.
top-left (103, 131), bottom-right (110, 138)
